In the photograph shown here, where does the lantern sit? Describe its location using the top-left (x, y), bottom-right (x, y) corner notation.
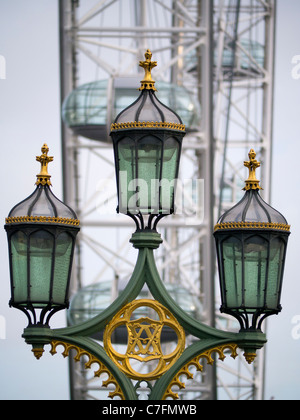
top-left (214, 150), bottom-right (290, 331)
top-left (110, 50), bottom-right (186, 230)
top-left (5, 144), bottom-right (80, 326)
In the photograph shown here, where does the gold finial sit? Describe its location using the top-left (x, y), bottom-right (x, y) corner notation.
top-left (243, 149), bottom-right (262, 191)
top-left (36, 143), bottom-right (53, 186)
top-left (243, 352), bottom-right (257, 365)
top-left (139, 49), bottom-right (157, 91)
top-left (32, 347), bottom-right (45, 360)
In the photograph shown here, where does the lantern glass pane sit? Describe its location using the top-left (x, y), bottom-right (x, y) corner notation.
top-left (52, 232), bottom-right (73, 304)
top-left (11, 231), bottom-right (28, 304)
top-left (115, 132), bottom-right (182, 215)
top-left (9, 185), bottom-right (78, 220)
top-left (138, 93), bottom-right (165, 122)
top-left (9, 189), bottom-right (40, 218)
top-left (221, 233), bottom-right (286, 314)
top-left (161, 137), bottom-right (179, 212)
top-left (243, 235), bottom-right (268, 309)
top-left (118, 137), bottom-right (136, 213)
top-left (30, 189), bottom-right (55, 217)
top-left (222, 235), bottom-right (269, 311)
top-left (137, 136), bottom-right (162, 213)
top-left (217, 190), bottom-right (288, 225)
top-left (222, 236), bottom-right (243, 308)
top-left (29, 230), bottom-right (54, 306)
top-left (266, 237), bottom-right (286, 309)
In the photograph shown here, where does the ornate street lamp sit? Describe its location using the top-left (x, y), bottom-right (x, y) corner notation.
top-left (214, 150), bottom-right (290, 333)
top-left (110, 49), bottom-right (186, 231)
top-left (4, 144), bottom-right (80, 327)
top-left (3, 52), bottom-right (290, 399)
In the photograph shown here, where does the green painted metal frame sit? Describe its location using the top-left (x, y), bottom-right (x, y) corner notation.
top-left (22, 231), bottom-right (267, 400)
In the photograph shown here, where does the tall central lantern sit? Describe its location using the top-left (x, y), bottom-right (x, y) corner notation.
top-left (110, 50), bottom-right (186, 231)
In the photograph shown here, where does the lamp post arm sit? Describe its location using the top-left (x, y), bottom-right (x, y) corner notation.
top-left (150, 338), bottom-right (239, 400)
top-left (40, 230), bottom-right (266, 357)
top-left (52, 245), bottom-right (149, 338)
top-left (150, 331), bottom-right (267, 400)
top-left (128, 231), bottom-right (238, 341)
top-left (21, 230), bottom-right (267, 400)
top-left (143, 242), bottom-right (238, 341)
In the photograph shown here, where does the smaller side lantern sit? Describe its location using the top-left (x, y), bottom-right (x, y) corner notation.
top-left (4, 144), bottom-right (80, 327)
top-left (214, 150), bottom-right (290, 331)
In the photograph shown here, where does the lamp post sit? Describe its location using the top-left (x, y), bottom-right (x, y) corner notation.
top-left (4, 52), bottom-right (290, 400)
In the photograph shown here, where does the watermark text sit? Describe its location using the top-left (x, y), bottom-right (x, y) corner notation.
top-left (95, 174), bottom-right (205, 225)
top-left (0, 315), bottom-right (6, 340)
top-left (291, 55), bottom-right (300, 80)
top-left (291, 315), bottom-right (300, 340)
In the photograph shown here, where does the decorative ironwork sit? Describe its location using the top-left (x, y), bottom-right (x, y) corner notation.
top-left (139, 49), bottom-right (157, 91)
top-left (104, 299), bottom-right (185, 381)
top-left (19, 227), bottom-right (269, 400)
top-left (110, 121), bottom-right (185, 132)
top-left (7, 36), bottom-right (285, 400)
top-left (244, 352), bottom-right (257, 365)
top-left (5, 216), bottom-right (80, 226)
top-left (32, 347), bottom-right (45, 360)
top-left (162, 344), bottom-right (239, 400)
top-left (35, 143), bottom-right (53, 186)
top-left (50, 340), bottom-right (125, 400)
top-left (214, 221), bottom-right (290, 232)
top-left (243, 149), bottom-right (262, 191)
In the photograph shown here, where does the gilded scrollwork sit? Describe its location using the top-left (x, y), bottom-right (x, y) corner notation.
top-left (110, 121), bottom-right (186, 132)
top-left (214, 221), bottom-right (290, 232)
top-left (162, 344), bottom-right (239, 400)
top-left (5, 216), bottom-right (80, 226)
top-left (50, 340), bottom-right (125, 400)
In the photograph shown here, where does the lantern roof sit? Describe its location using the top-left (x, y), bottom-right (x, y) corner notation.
top-left (5, 144), bottom-right (80, 227)
top-left (214, 149), bottom-right (290, 232)
top-left (110, 49), bottom-right (185, 133)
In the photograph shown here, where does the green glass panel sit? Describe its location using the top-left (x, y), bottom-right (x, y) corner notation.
top-left (222, 237), bottom-right (243, 308)
top-left (117, 135), bottom-right (179, 214)
top-left (265, 237), bottom-right (285, 309)
top-left (137, 136), bottom-right (162, 213)
top-left (161, 137), bottom-right (179, 212)
top-left (52, 232), bottom-right (73, 305)
top-left (243, 236), bottom-right (268, 309)
top-left (29, 230), bottom-right (53, 305)
top-left (118, 137), bottom-right (136, 213)
top-left (11, 231), bottom-right (28, 304)
top-left (221, 234), bottom-right (287, 313)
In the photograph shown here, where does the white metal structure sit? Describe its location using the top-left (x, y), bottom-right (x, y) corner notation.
top-left (59, 0), bottom-right (276, 400)
top-left (213, 0), bottom-right (275, 401)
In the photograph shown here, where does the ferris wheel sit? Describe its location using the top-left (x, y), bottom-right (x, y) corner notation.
top-left (59, 0), bottom-right (275, 400)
